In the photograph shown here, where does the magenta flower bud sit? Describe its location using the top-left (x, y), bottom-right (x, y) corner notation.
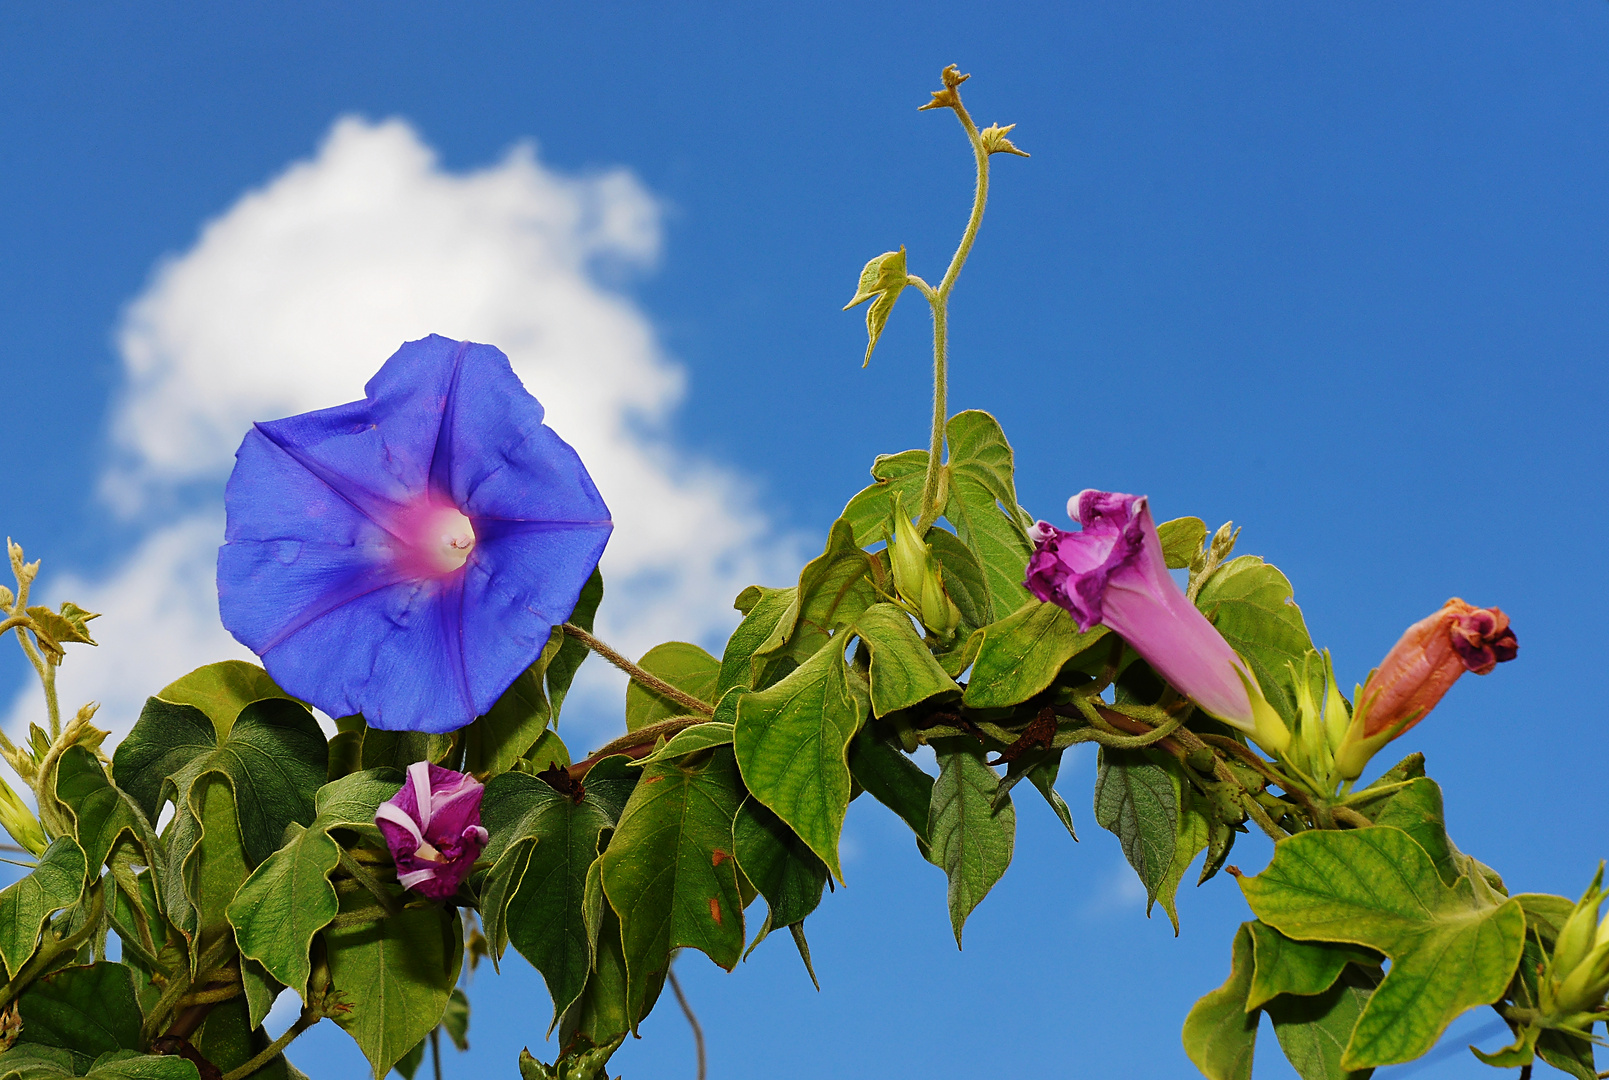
top-left (1025, 491), bottom-right (1278, 747)
top-left (374, 761), bottom-right (489, 900)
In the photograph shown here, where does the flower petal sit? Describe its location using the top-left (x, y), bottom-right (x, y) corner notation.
top-left (258, 575), bottom-right (474, 732)
top-left (456, 519), bottom-right (612, 712)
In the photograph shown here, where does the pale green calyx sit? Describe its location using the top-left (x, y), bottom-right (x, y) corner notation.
top-left (1232, 664), bottom-right (1290, 758)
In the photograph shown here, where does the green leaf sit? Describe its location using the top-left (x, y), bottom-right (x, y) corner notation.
top-left (1025, 751), bottom-right (1077, 841)
top-left (847, 728), bottom-right (932, 852)
top-left (1157, 517), bottom-right (1207, 570)
top-left (733, 797), bottom-right (827, 930)
top-left (166, 773), bottom-right (250, 939)
top-left (548, 568), bottom-right (604, 722)
top-left (87, 1055), bottom-right (203, 1079)
top-left (1093, 748), bottom-right (1180, 909)
top-left (442, 987), bottom-right (470, 1051)
top-left (191, 996), bottom-right (297, 1080)
top-left (843, 247), bottom-right (907, 367)
top-left (1194, 556), bottom-right (1315, 723)
top-left (51, 746), bottom-right (158, 878)
top-left (716, 587), bottom-right (797, 696)
top-left (624, 643), bottom-right (720, 731)
top-left (841, 450), bottom-right (928, 549)
top-left (943, 410), bottom-right (1034, 622)
top-left (1246, 921), bottom-right (1379, 1011)
top-left (228, 769), bottom-right (401, 998)
top-left (0, 1043), bottom-right (77, 1079)
top-left (16, 962), bottom-right (143, 1070)
top-left (523, 728), bottom-right (573, 773)
top-left (632, 723), bottom-right (734, 768)
top-left (226, 821), bottom-right (339, 996)
top-left (1513, 892), bottom-right (1576, 945)
top-left (854, 603), bottom-right (959, 717)
top-left (1182, 923), bottom-right (1258, 1080)
top-left (154, 660), bottom-right (297, 735)
top-left (557, 864), bottom-right (654, 1057)
top-left (0, 1045), bottom-right (203, 1080)
top-left (1156, 782), bottom-right (1209, 934)
top-left (599, 747), bottom-right (746, 1027)
top-left (462, 637), bottom-right (558, 777)
top-left (478, 761), bottom-right (635, 1027)
top-left (928, 738), bottom-right (1015, 947)
top-left (327, 902), bottom-right (462, 1080)
top-left (757, 520), bottom-right (881, 667)
top-left (392, 1039), bottom-right (425, 1080)
top-left (734, 643), bottom-right (867, 882)
top-left (0, 838), bottom-right (87, 979)
top-left (1535, 1029), bottom-right (1599, 1080)
top-left (241, 956), bottom-right (280, 1029)
top-left (1240, 826), bottom-right (1526, 1069)
top-left (961, 601), bottom-right (1106, 709)
top-left (1364, 776), bottom-right (1505, 893)
top-left (113, 697), bottom-right (327, 867)
top-left (359, 728), bottom-right (456, 773)
top-left (1266, 964), bottom-right (1380, 1080)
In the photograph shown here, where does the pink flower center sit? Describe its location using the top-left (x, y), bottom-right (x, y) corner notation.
top-left (396, 503), bottom-right (477, 576)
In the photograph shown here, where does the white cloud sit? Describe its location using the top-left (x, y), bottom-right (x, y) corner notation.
top-left (9, 116), bottom-right (800, 748)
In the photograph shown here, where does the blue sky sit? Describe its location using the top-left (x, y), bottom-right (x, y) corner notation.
top-left (2, 3), bottom-right (1605, 1077)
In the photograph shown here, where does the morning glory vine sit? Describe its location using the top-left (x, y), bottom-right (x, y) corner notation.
top-left (0, 65), bottom-right (1599, 1080)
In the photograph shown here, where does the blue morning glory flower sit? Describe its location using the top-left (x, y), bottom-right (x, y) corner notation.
top-left (217, 334), bottom-right (611, 733)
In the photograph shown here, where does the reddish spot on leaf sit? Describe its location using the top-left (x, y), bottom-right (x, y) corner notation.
top-left (644, 774), bottom-right (665, 784)
top-left (708, 896), bottom-right (723, 926)
top-left (711, 849), bottom-right (729, 867)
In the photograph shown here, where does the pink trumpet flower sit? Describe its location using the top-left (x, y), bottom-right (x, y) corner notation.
top-left (1025, 490), bottom-right (1287, 752)
top-left (374, 761), bottom-right (489, 900)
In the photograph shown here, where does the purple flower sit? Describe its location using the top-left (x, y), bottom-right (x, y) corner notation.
top-left (1025, 491), bottom-right (1274, 744)
top-left (375, 761), bottom-right (489, 900)
top-left (217, 335), bottom-right (611, 732)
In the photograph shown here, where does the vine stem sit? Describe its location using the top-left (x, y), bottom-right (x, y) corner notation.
top-left (561, 624), bottom-right (715, 717)
top-left (667, 965), bottom-right (706, 1080)
top-left (219, 1005), bottom-right (320, 1080)
top-left (912, 77), bottom-right (991, 533)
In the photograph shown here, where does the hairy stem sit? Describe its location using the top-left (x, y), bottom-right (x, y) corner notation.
top-left (336, 845), bottom-right (400, 916)
top-left (914, 82), bottom-right (991, 533)
top-left (561, 624), bottom-right (715, 717)
top-left (219, 1006), bottom-right (320, 1080)
top-left (668, 965), bottom-right (706, 1080)
top-left (143, 932), bottom-right (236, 1044)
top-left (565, 714), bottom-right (710, 782)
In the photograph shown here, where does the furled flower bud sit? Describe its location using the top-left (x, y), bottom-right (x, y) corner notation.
top-left (374, 761), bottom-right (489, 901)
top-left (0, 775), bottom-right (46, 857)
top-left (1334, 598), bottom-right (1517, 779)
top-left (1548, 864), bottom-right (1609, 1015)
top-left (1025, 491), bottom-right (1288, 755)
top-left (889, 494), bottom-right (962, 642)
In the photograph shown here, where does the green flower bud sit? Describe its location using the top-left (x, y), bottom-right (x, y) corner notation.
top-left (888, 494), bottom-right (962, 642)
top-left (0, 774), bottom-right (47, 857)
top-left (1552, 865), bottom-right (1604, 982)
top-left (1549, 864), bottom-right (1609, 1014)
